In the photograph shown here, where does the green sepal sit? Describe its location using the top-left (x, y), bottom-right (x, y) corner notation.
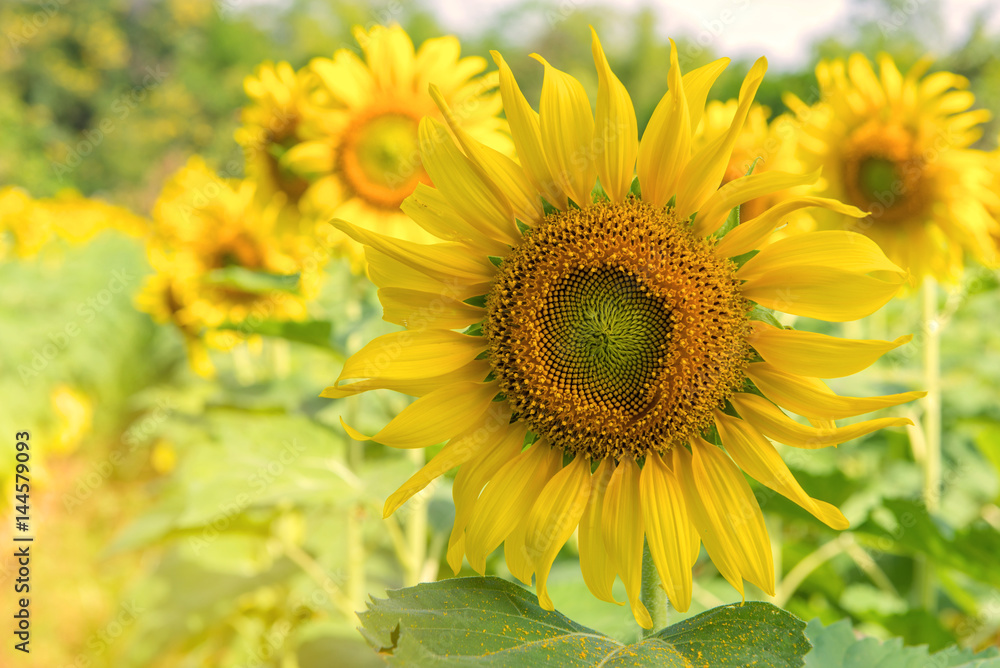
top-left (629, 176), bottom-right (642, 199)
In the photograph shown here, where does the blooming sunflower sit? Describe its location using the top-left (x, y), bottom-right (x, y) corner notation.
top-left (282, 24), bottom-right (510, 257)
top-left (785, 53), bottom-right (999, 282)
top-left (138, 157), bottom-right (318, 374)
top-left (324, 32), bottom-right (924, 627)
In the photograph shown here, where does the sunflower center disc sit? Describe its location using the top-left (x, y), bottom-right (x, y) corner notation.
top-left (486, 198), bottom-right (751, 460)
top-left (541, 267), bottom-right (671, 410)
top-left (340, 111), bottom-right (424, 209)
top-left (843, 121), bottom-right (929, 222)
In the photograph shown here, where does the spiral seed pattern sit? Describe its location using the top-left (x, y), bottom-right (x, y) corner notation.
top-left (485, 197), bottom-right (751, 460)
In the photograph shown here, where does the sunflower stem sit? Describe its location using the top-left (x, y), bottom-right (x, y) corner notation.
top-left (640, 539), bottom-right (668, 635)
top-left (405, 448), bottom-right (429, 586)
top-left (917, 276), bottom-right (941, 611)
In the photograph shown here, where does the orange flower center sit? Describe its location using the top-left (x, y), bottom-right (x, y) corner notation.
top-left (339, 106), bottom-right (430, 210)
top-left (842, 122), bottom-right (930, 223)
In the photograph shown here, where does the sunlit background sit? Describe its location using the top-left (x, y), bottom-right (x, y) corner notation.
top-left (2, 0), bottom-right (1000, 666)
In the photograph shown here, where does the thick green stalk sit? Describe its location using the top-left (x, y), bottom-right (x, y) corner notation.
top-left (640, 540), bottom-right (668, 635)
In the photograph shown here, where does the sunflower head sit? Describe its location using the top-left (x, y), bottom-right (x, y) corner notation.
top-left (280, 24), bottom-right (511, 265)
top-left (140, 157), bottom-right (317, 373)
top-left (326, 31), bottom-right (923, 627)
top-left (786, 52), bottom-right (999, 282)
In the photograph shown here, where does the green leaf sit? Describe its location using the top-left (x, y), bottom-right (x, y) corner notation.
top-left (358, 576), bottom-right (810, 667)
top-left (804, 617), bottom-right (1000, 667)
top-left (205, 266), bottom-right (301, 293)
top-left (219, 319), bottom-right (333, 349)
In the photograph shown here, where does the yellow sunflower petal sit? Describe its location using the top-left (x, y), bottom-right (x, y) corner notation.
top-left (747, 362), bottom-right (925, 420)
top-left (419, 118), bottom-right (517, 245)
top-left (591, 28), bottom-right (638, 202)
top-left (682, 58), bottom-right (730, 133)
top-left (578, 458), bottom-right (622, 605)
top-left (447, 422), bottom-right (528, 574)
top-left (640, 450), bottom-right (695, 612)
top-left (673, 444), bottom-right (743, 595)
top-left (714, 197), bottom-right (867, 259)
top-left (341, 381), bottom-right (499, 448)
top-left (636, 39), bottom-right (689, 209)
top-left (491, 51), bottom-right (567, 209)
top-left (504, 516), bottom-right (535, 586)
top-left (602, 455), bottom-right (652, 629)
top-left (690, 437), bottom-right (775, 595)
top-left (531, 53), bottom-right (598, 207)
top-left (379, 287), bottom-right (485, 331)
top-left (429, 85), bottom-right (544, 226)
top-left (730, 392), bottom-right (913, 449)
top-left (848, 53), bottom-right (886, 108)
top-left (738, 230), bottom-right (905, 279)
top-left (523, 455), bottom-right (593, 610)
top-left (322, 360), bottom-right (490, 399)
top-left (464, 439), bottom-right (561, 573)
top-left (692, 169), bottom-right (821, 238)
top-left (335, 218), bottom-right (494, 285)
top-left (748, 320), bottom-right (912, 378)
top-left (675, 57), bottom-right (767, 219)
top-left (741, 265), bottom-right (906, 322)
top-left (401, 183), bottom-right (511, 256)
top-left (714, 411), bottom-right (849, 529)
top-left (383, 405), bottom-right (512, 517)
top-left (333, 330), bottom-right (487, 384)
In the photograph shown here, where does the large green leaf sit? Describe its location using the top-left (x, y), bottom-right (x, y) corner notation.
top-left (804, 618), bottom-right (1000, 667)
top-left (358, 576), bottom-right (810, 667)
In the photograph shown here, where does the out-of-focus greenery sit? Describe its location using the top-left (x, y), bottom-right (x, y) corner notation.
top-left (2, 0), bottom-right (1000, 666)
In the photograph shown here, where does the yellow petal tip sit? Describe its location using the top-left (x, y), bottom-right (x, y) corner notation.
top-left (340, 416), bottom-right (371, 442)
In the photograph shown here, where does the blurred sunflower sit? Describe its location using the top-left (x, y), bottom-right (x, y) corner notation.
top-left (282, 24), bottom-right (510, 260)
top-left (138, 157), bottom-right (318, 375)
top-left (0, 186), bottom-right (146, 259)
top-left (324, 32), bottom-right (923, 627)
top-left (236, 61), bottom-right (317, 206)
top-left (786, 53), bottom-right (999, 282)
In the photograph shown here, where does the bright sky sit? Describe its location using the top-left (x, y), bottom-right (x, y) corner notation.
top-left (427, 0), bottom-right (1000, 68)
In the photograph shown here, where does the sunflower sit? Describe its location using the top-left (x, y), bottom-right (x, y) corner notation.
top-left (324, 32), bottom-right (923, 627)
top-left (236, 61), bottom-right (317, 206)
top-left (281, 24), bottom-right (510, 259)
top-left (785, 53), bottom-right (999, 282)
top-left (138, 157), bottom-right (318, 374)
